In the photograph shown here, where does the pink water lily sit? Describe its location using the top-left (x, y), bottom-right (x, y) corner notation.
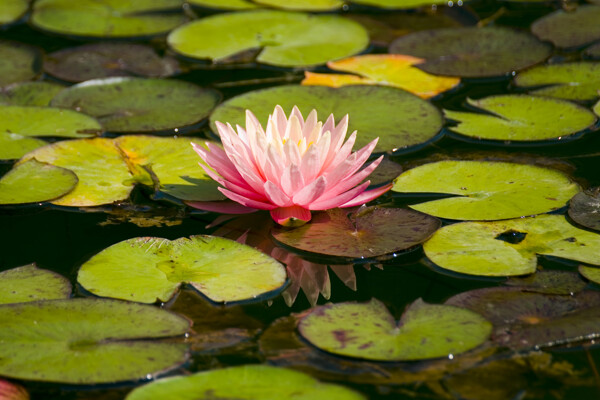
top-left (191, 105), bottom-right (391, 226)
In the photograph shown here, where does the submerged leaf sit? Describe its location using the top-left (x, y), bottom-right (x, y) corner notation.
top-left (568, 188), bottom-right (600, 231)
top-left (0, 40), bottom-right (42, 87)
top-left (0, 264), bottom-right (71, 304)
top-left (531, 5), bottom-right (600, 48)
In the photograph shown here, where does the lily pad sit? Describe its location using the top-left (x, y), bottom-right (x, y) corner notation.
top-left (585, 42), bottom-right (600, 59)
top-left (50, 77), bottom-right (220, 133)
top-left (352, 0), bottom-right (449, 8)
top-left (444, 95), bottom-right (596, 142)
top-left (209, 85), bottom-right (443, 153)
top-left (298, 298), bottom-right (491, 361)
top-left (271, 207), bottom-right (440, 259)
top-left (568, 189), bottom-right (600, 231)
top-left (0, 264), bottom-right (71, 304)
top-left (187, 0), bottom-right (260, 10)
top-left (389, 27), bottom-right (551, 78)
top-left (167, 10), bottom-right (368, 67)
top-left (423, 214), bottom-right (600, 276)
top-left (531, 5), bottom-right (600, 48)
top-left (0, 132), bottom-right (47, 160)
top-left (0, 40), bottom-right (42, 87)
top-left (393, 160), bottom-right (580, 220)
top-left (594, 99), bottom-right (600, 117)
top-left (302, 54), bottom-right (460, 99)
top-left (0, 81), bottom-right (65, 106)
top-left (125, 364), bottom-right (366, 400)
top-left (254, 0), bottom-right (344, 11)
top-left (446, 287), bottom-right (600, 349)
top-left (579, 265), bottom-right (600, 285)
top-left (0, 106), bottom-right (103, 138)
top-left (44, 42), bottom-right (180, 83)
top-left (0, 159), bottom-right (77, 205)
top-left (0, 298), bottom-right (190, 383)
top-left (0, 0), bottom-right (28, 26)
top-left (505, 270), bottom-right (587, 295)
top-left (513, 62), bottom-right (600, 101)
top-left (31, 0), bottom-right (187, 39)
top-left (77, 235), bottom-right (287, 304)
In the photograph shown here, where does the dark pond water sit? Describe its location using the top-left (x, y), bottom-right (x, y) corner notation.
top-left (2, 0), bottom-right (600, 399)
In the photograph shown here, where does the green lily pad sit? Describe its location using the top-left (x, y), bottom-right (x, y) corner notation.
top-left (423, 214), bottom-right (600, 276)
top-left (352, 0), bottom-right (449, 8)
top-left (0, 0), bottom-right (28, 26)
top-left (31, 0), bottom-right (187, 39)
top-left (513, 62), bottom-right (600, 101)
top-left (505, 270), bottom-right (587, 295)
top-left (167, 10), bottom-right (368, 67)
top-left (531, 5), bottom-right (600, 48)
top-left (254, 0), bottom-right (344, 11)
top-left (0, 81), bottom-right (65, 106)
top-left (585, 42), bottom-right (600, 59)
top-left (271, 207), bottom-right (440, 259)
top-left (50, 77), bottom-right (220, 133)
top-left (0, 40), bottom-right (42, 87)
top-left (0, 105), bottom-right (103, 138)
top-left (568, 188), bottom-right (600, 231)
top-left (579, 265), bottom-right (600, 285)
top-left (209, 85), bottom-right (443, 153)
top-left (187, 0), bottom-right (260, 10)
top-left (298, 298), bottom-right (491, 361)
top-left (446, 287), bottom-right (600, 349)
top-left (0, 159), bottom-right (77, 205)
top-left (0, 298), bottom-right (190, 383)
top-left (125, 364), bottom-right (366, 400)
top-left (594, 99), bottom-right (600, 116)
top-left (393, 160), bottom-right (580, 220)
top-left (77, 235), bottom-right (287, 304)
top-left (0, 264), bottom-right (71, 304)
top-left (389, 27), bottom-right (551, 78)
top-left (115, 135), bottom-right (224, 201)
top-left (444, 95), bottom-right (597, 142)
top-left (0, 132), bottom-right (47, 161)
top-left (44, 42), bottom-right (180, 83)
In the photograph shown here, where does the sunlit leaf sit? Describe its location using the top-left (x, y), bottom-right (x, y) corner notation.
top-left (0, 159), bottom-right (77, 205)
top-left (298, 298), bottom-right (491, 361)
top-left (302, 54), bottom-right (460, 99)
top-left (568, 188), bottom-right (600, 231)
top-left (167, 10), bottom-right (368, 67)
top-left (424, 214), bottom-right (600, 276)
top-left (393, 160), bottom-right (580, 220)
top-left (210, 85), bottom-right (443, 153)
top-left (0, 298), bottom-right (190, 383)
top-left (390, 27), bottom-right (551, 77)
top-left (0, 40), bottom-right (41, 87)
top-left (187, 0), bottom-right (260, 9)
top-left (352, 0), bottom-right (450, 8)
top-left (125, 364), bottom-right (366, 400)
top-left (0, 81), bottom-right (65, 106)
top-left (0, 264), bottom-right (71, 304)
top-left (254, 0), bottom-right (344, 11)
top-left (0, 132), bottom-right (46, 161)
top-left (31, 0), bottom-right (186, 38)
top-left (531, 5), bottom-right (600, 48)
top-left (44, 43), bottom-right (180, 83)
top-left (271, 207), bottom-right (440, 259)
top-left (514, 62), bottom-right (600, 101)
top-left (444, 95), bottom-right (596, 142)
top-left (51, 77), bottom-right (220, 133)
top-left (0, 0), bottom-right (28, 26)
top-left (77, 235), bottom-right (287, 304)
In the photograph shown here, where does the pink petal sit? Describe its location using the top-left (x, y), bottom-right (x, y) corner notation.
top-left (264, 180), bottom-right (292, 207)
top-left (308, 181), bottom-right (371, 210)
top-left (293, 175), bottom-right (327, 206)
top-left (321, 155), bottom-right (384, 201)
top-left (220, 187), bottom-right (276, 210)
top-left (290, 106), bottom-right (305, 128)
top-left (270, 205), bottom-right (312, 226)
top-left (281, 164), bottom-right (305, 197)
top-left (186, 200), bottom-right (258, 214)
top-left (299, 143), bottom-right (321, 183)
top-left (340, 183), bottom-right (393, 208)
top-left (321, 130), bottom-right (357, 174)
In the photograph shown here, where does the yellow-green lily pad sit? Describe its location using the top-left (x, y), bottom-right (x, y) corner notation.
top-left (392, 160), bottom-right (580, 220)
top-left (0, 264), bottom-right (71, 304)
top-left (0, 81), bottom-right (65, 106)
top-left (167, 10), bottom-right (368, 67)
top-left (0, 0), bottom-right (28, 26)
top-left (187, 0), bottom-right (260, 10)
top-left (253, 0), bottom-right (344, 11)
top-left (513, 62), bottom-right (600, 101)
top-left (594, 99), bottom-right (600, 116)
top-left (389, 27), bottom-right (551, 78)
top-left (0, 159), bottom-right (77, 205)
top-left (424, 214), bottom-right (600, 276)
top-left (50, 77), bottom-right (220, 133)
top-left (0, 40), bottom-right (42, 87)
top-left (531, 5), bottom-right (600, 48)
top-left (444, 95), bottom-right (597, 142)
top-left (31, 0), bottom-right (187, 39)
top-left (298, 298), bottom-right (491, 361)
top-left (209, 85), bottom-right (443, 153)
top-left (77, 235), bottom-right (287, 304)
top-left (352, 0), bottom-right (450, 8)
top-left (0, 132), bottom-right (46, 161)
top-left (0, 298), bottom-right (190, 383)
top-left (0, 105), bottom-right (103, 138)
top-left (579, 265), bottom-right (600, 285)
top-left (125, 364), bottom-right (366, 400)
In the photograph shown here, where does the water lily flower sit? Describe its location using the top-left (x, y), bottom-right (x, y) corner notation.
top-left (191, 105), bottom-right (391, 226)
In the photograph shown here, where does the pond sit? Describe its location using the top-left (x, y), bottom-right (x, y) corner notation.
top-left (1, 0), bottom-right (600, 399)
